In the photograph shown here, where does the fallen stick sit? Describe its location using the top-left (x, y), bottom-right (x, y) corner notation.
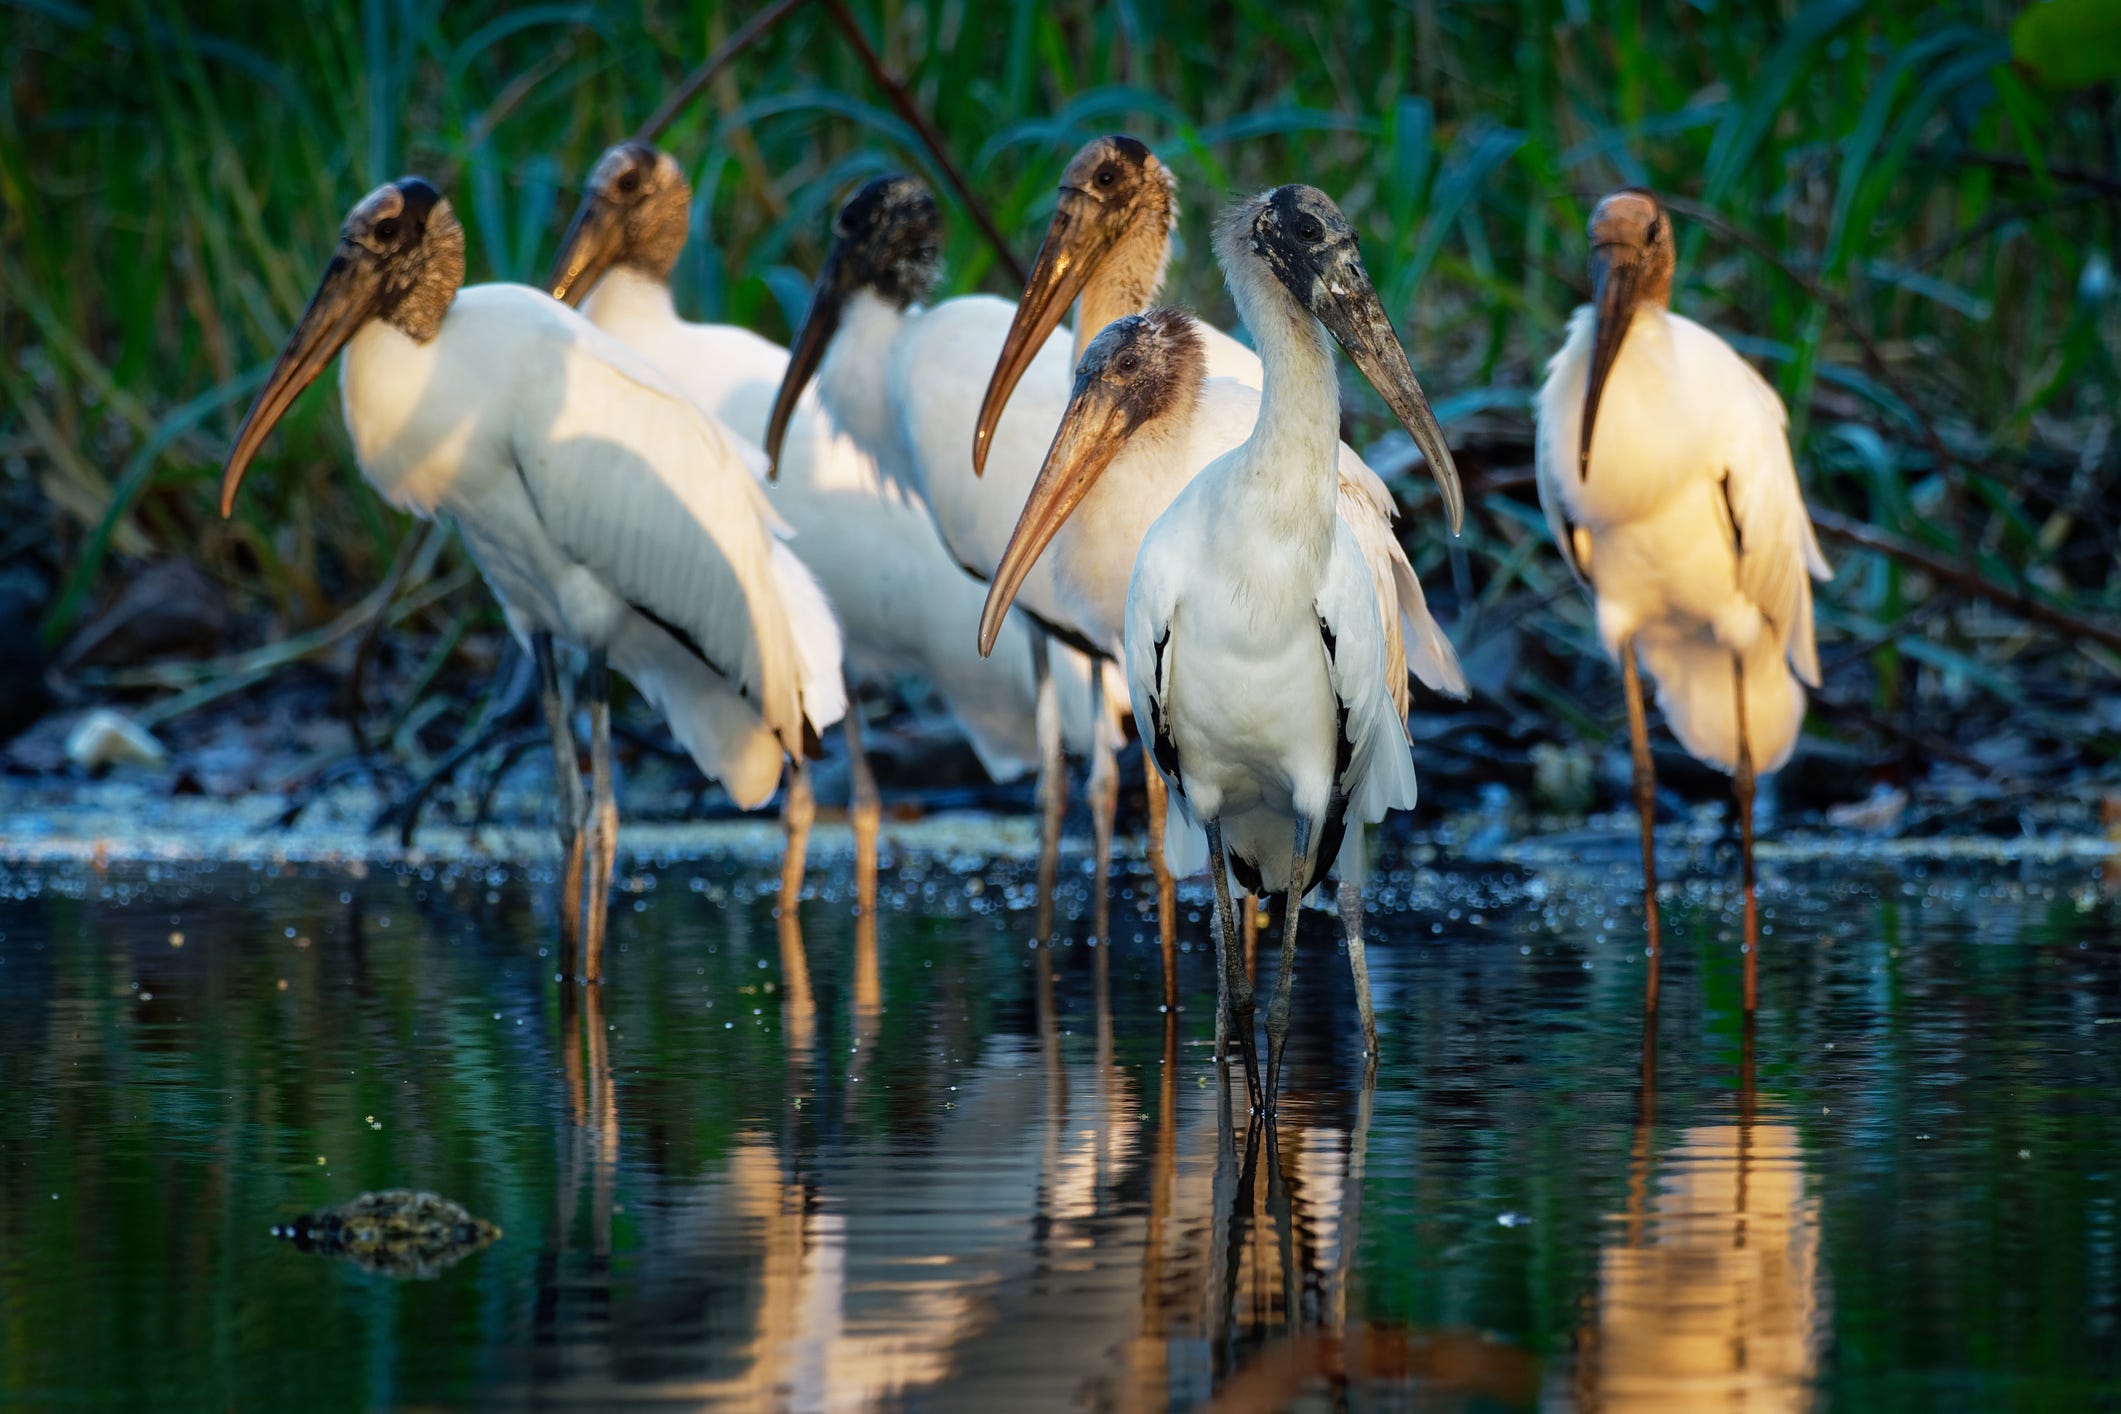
top-left (819, 0), bottom-right (1028, 285)
top-left (1808, 506), bottom-right (2121, 662)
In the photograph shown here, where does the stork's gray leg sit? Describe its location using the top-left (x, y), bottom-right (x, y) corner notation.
top-left (1339, 874), bottom-right (1376, 1062)
top-left (1621, 634), bottom-right (1663, 1013)
top-left (1144, 768), bottom-right (1179, 1012)
top-left (844, 704), bottom-right (881, 916)
top-left (1733, 653), bottom-right (1759, 1012)
top-left (1264, 816), bottom-right (1312, 1115)
top-left (1085, 668), bottom-right (1118, 947)
top-left (779, 755), bottom-right (815, 919)
top-left (1205, 819), bottom-right (1262, 1113)
top-left (581, 649), bottom-right (617, 983)
top-left (1030, 632), bottom-right (1066, 944)
top-left (535, 632), bottom-right (588, 959)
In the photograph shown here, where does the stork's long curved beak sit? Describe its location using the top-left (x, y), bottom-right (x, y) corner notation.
top-left (973, 191), bottom-right (1116, 476)
top-left (1308, 251), bottom-right (1464, 535)
top-left (548, 191), bottom-right (622, 306)
top-left (762, 248), bottom-right (848, 481)
top-left (1580, 243), bottom-right (1639, 481)
top-left (219, 250), bottom-right (378, 518)
top-left (976, 375), bottom-right (1135, 656)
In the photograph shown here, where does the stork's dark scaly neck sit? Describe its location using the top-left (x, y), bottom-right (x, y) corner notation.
top-left (388, 201), bottom-right (465, 343)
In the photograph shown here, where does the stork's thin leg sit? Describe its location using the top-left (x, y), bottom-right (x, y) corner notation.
top-left (581, 649), bottom-right (617, 984)
top-left (1086, 668), bottom-right (1118, 947)
top-left (1243, 894), bottom-right (1259, 985)
top-left (1144, 763), bottom-right (1179, 1012)
top-left (1733, 653), bottom-right (1759, 1013)
top-left (844, 705), bottom-right (881, 916)
top-left (1264, 818), bottom-right (1311, 1115)
top-left (1340, 875), bottom-right (1377, 1061)
top-left (1620, 634), bottom-right (1663, 1012)
top-left (535, 633), bottom-right (588, 959)
top-left (779, 755), bottom-right (816, 919)
top-left (1205, 819), bottom-right (1262, 1113)
top-left (1030, 633), bottom-right (1066, 943)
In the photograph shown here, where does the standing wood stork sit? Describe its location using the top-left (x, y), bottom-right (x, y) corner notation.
top-left (1534, 188), bottom-right (1830, 1012)
top-left (1086, 185), bottom-right (1460, 1112)
top-left (550, 141), bottom-right (848, 910)
top-left (969, 137), bottom-right (1467, 1022)
top-left (218, 177), bottom-right (845, 981)
top-left (762, 175), bottom-right (1121, 946)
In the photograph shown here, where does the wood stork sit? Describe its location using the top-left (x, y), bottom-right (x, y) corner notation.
top-left (969, 137), bottom-right (1467, 812)
top-left (1534, 188), bottom-right (1831, 1012)
top-left (1088, 185), bottom-right (1461, 1111)
top-left (217, 176), bottom-right (846, 981)
top-left (969, 137), bottom-right (1467, 1023)
top-left (549, 140), bottom-right (848, 910)
top-left (549, 143), bottom-right (1098, 911)
top-left (762, 174), bottom-right (1122, 946)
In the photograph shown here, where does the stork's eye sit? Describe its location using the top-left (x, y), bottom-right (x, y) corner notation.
top-left (1296, 215), bottom-right (1325, 244)
top-left (1117, 352), bottom-right (1140, 375)
top-left (1096, 164), bottom-right (1118, 188)
top-left (375, 218), bottom-right (400, 242)
top-left (618, 170), bottom-right (640, 194)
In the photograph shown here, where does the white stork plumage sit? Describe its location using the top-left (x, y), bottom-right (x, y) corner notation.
top-left (1534, 187), bottom-right (1831, 1011)
top-left (548, 144), bottom-right (1098, 911)
top-left (762, 174), bottom-right (1120, 944)
top-left (971, 137), bottom-right (1465, 715)
top-left (218, 177), bottom-right (845, 981)
top-left (967, 139), bottom-right (1468, 1011)
top-left (1075, 185), bottom-right (1462, 1111)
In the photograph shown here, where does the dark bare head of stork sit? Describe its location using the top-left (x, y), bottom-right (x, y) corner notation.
top-left (977, 306), bottom-right (1205, 657)
top-left (762, 174), bottom-right (943, 479)
top-left (1223, 184), bottom-right (1463, 535)
top-left (1581, 187), bottom-right (1675, 481)
top-left (972, 134), bottom-right (1176, 476)
top-left (218, 178), bottom-right (464, 518)
top-left (548, 142), bottom-right (691, 305)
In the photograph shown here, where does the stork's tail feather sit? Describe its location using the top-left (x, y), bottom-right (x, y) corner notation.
top-left (1160, 790), bottom-right (1209, 880)
top-left (768, 539), bottom-right (848, 742)
top-left (1393, 555), bottom-right (1469, 701)
top-left (1639, 633), bottom-right (1808, 777)
top-left (615, 634), bottom-right (788, 809)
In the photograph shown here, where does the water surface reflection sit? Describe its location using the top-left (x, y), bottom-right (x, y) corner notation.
top-left (0, 855), bottom-right (2116, 1409)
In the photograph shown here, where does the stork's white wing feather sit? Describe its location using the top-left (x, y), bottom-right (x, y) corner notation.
top-left (510, 300), bottom-right (808, 749)
top-left (1677, 316), bottom-right (1833, 687)
top-left (1123, 528), bottom-right (1207, 878)
top-left (1317, 525), bottom-right (1421, 826)
top-left (1533, 314), bottom-right (1595, 590)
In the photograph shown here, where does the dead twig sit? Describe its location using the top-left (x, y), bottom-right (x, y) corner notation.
top-left (818, 0), bottom-right (1028, 285)
top-left (636, 0), bottom-right (813, 143)
top-left (1810, 506), bottom-right (2121, 662)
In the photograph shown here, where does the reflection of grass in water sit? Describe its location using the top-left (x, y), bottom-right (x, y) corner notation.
top-left (10, 3), bottom-right (2117, 767)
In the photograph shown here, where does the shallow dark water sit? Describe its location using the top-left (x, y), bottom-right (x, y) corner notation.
top-left (2, 848), bottom-right (2118, 1410)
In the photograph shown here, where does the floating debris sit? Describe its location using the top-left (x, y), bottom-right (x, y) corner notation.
top-left (272, 1189), bottom-right (499, 1278)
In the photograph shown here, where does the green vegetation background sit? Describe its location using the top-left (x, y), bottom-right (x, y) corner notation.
top-left (3, 0), bottom-right (2116, 784)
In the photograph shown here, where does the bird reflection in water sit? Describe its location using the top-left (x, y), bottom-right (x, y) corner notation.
top-left (1574, 1023), bottom-right (1827, 1411)
top-left (523, 920), bottom-right (1539, 1409)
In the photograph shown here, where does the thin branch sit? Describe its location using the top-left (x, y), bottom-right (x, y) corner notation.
top-left (1952, 151), bottom-right (2121, 199)
top-left (635, 0), bottom-right (814, 143)
top-left (1810, 506), bottom-right (2121, 662)
top-left (819, 0), bottom-right (1027, 285)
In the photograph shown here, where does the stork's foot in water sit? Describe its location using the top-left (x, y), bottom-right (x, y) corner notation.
top-left (843, 711), bottom-right (881, 916)
top-left (1205, 819), bottom-right (1264, 1112)
top-left (779, 758), bottom-right (816, 920)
